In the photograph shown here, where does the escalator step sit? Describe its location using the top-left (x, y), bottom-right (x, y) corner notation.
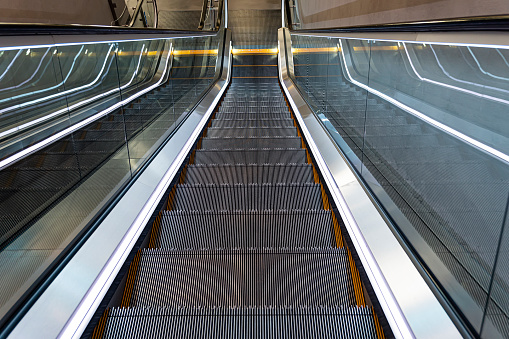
top-left (215, 113), bottom-right (291, 120)
top-left (200, 137), bottom-right (302, 150)
top-left (98, 306), bottom-right (378, 339)
top-left (171, 183), bottom-right (324, 210)
top-left (206, 127), bottom-right (297, 138)
top-left (184, 164), bottom-right (314, 184)
top-left (193, 149), bottom-right (307, 164)
top-left (218, 106), bottom-right (289, 114)
top-left (155, 209), bottom-right (334, 248)
top-left (125, 248), bottom-right (356, 307)
top-left (210, 119), bottom-right (295, 128)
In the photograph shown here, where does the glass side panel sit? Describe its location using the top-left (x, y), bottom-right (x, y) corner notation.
top-left (289, 33), bottom-right (509, 337)
top-left (0, 46), bottom-right (69, 160)
top-left (0, 31), bottom-right (223, 327)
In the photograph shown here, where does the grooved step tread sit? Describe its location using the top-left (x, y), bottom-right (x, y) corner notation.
top-left (98, 306), bottom-right (379, 339)
top-left (193, 149), bottom-right (308, 165)
top-left (125, 248), bottom-right (356, 307)
top-left (154, 209), bottom-right (334, 248)
top-left (170, 183), bottom-right (324, 210)
top-left (184, 164), bottom-right (315, 184)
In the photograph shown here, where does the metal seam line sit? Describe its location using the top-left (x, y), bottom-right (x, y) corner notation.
top-left (278, 41), bottom-right (414, 339)
top-left (58, 43), bottom-right (231, 339)
top-left (0, 43), bottom-right (172, 171)
top-left (338, 39), bottom-right (509, 165)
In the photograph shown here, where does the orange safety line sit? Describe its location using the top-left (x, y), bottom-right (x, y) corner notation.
top-left (91, 308), bottom-right (109, 339)
top-left (320, 183), bottom-right (330, 210)
top-left (231, 48), bottom-right (278, 55)
top-left (121, 251), bottom-right (142, 307)
top-left (331, 210), bottom-right (344, 248)
top-left (166, 186), bottom-right (177, 210)
top-left (292, 47), bottom-right (339, 54)
top-left (173, 49), bottom-right (218, 55)
top-left (373, 306), bottom-right (386, 339)
top-left (189, 150), bottom-right (196, 164)
top-left (148, 213), bottom-right (162, 248)
top-left (179, 164), bottom-right (188, 184)
top-left (347, 247), bottom-right (366, 307)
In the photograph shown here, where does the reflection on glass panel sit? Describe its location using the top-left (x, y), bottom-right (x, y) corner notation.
top-left (288, 33), bottom-right (509, 337)
top-left (60, 43), bottom-right (121, 125)
top-left (0, 46), bottom-right (68, 160)
top-left (0, 31), bottom-right (223, 328)
top-left (126, 35), bottom-right (220, 172)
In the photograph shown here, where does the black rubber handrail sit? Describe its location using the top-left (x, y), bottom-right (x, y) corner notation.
top-left (0, 23), bottom-right (215, 36)
top-left (198, 0), bottom-right (209, 30)
top-left (289, 15), bottom-right (509, 33)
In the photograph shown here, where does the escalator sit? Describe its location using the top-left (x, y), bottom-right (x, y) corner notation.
top-left (88, 52), bottom-right (388, 338)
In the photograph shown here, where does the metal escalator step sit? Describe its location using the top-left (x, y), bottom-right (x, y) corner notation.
top-left (126, 248), bottom-right (356, 307)
top-left (206, 127), bottom-right (297, 138)
top-left (193, 149), bottom-right (307, 164)
top-left (171, 183), bottom-right (324, 210)
top-left (200, 137), bottom-right (302, 150)
top-left (218, 106), bottom-right (289, 114)
top-left (184, 164), bottom-right (314, 184)
top-left (99, 306), bottom-right (378, 338)
top-left (210, 118), bottom-right (295, 128)
top-left (215, 112), bottom-right (291, 120)
top-left (155, 210), bottom-right (333, 248)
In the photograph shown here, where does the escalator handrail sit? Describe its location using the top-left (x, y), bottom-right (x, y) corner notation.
top-left (129, 0), bottom-right (158, 28)
top-left (198, 0), bottom-right (209, 30)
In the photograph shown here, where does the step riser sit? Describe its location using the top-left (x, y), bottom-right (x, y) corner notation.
top-left (206, 127), bottom-right (297, 138)
top-left (101, 307), bottom-right (378, 339)
top-left (193, 150), bottom-right (307, 165)
top-left (127, 249), bottom-right (356, 307)
top-left (171, 184), bottom-right (324, 210)
top-left (200, 137), bottom-right (302, 150)
top-left (185, 164), bottom-right (314, 184)
top-left (156, 210), bottom-right (334, 248)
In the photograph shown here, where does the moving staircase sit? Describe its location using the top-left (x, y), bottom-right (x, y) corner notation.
top-left (90, 53), bottom-right (388, 338)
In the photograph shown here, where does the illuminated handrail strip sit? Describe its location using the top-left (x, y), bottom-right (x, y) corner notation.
top-left (402, 43), bottom-right (509, 105)
top-left (0, 45), bottom-right (150, 140)
top-left (0, 45), bottom-right (110, 114)
top-left (0, 48), bottom-right (52, 93)
top-left (467, 47), bottom-right (509, 82)
top-left (0, 49), bottom-right (23, 81)
top-left (0, 43), bottom-right (172, 171)
top-left (429, 44), bottom-right (509, 96)
top-left (340, 39), bottom-right (509, 165)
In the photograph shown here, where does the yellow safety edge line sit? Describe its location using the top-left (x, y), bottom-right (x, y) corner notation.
top-left (148, 213), bottom-right (162, 248)
top-left (331, 210), bottom-right (344, 248)
top-left (91, 307), bottom-right (109, 339)
top-left (173, 49), bottom-right (218, 55)
top-left (231, 48), bottom-right (278, 55)
top-left (373, 306), bottom-right (386, 339)
top-left (121, 250), bottom-right (142, 307)
top-left (347, 247), bottom-right (366, 307)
